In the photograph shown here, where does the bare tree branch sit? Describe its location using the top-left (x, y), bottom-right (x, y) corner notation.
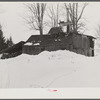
top-left (77, 3), bottom-right (88, 22)
top-left (64, 3), bottom-right (88, 32)
top-left (25, 3), bottom-right (47, 35)
top-left (46, 4), bottom-right (59, 27)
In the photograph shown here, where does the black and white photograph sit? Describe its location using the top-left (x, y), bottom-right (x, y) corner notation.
top-left (0, 1), bottom-right (100, 91)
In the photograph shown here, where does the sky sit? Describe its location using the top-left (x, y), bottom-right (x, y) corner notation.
top-left (0, 2), bottom-right (100, 43)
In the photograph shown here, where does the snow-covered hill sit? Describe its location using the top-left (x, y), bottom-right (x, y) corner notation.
top-left (0, 50), bottom-right (100, 88)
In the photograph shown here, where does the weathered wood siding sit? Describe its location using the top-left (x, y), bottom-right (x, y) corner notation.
top-left (22, 33), bottom-right (95, 57)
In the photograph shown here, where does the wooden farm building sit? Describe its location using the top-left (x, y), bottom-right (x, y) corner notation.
top-left (22, 26), bottom-right (96, 57)
top-left (0, 41), bottom-right (25, 59)
top-left (1, 20), bottom-right (96, 59)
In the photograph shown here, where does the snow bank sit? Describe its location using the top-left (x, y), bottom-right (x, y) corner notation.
top-left (24, 42), bottom-right (32, 46)
top-left (24, 42), bottom-right (40, 46)
top-left (0, 54), bottom-right (2, 59)
top-left (34, 43), bottom-right (40, 45)
top-left (0, 50), bottom-right (100, 88)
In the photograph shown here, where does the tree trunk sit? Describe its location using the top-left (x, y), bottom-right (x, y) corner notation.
top-left (40, 26), bottom-right (43, 35)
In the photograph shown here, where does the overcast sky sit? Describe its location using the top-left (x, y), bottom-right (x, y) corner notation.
top-left (0, 2), bottom-right (100, 43)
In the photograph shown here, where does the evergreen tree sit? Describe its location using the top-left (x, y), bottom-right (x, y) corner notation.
top-left (0, 24), bottom-right (14, 53)
top-left (0, 25), bottom-right (6, 51)
top-left (0, 24), bottom-right (14, 52)
top-left (6, 36), bottom-right (14, 48)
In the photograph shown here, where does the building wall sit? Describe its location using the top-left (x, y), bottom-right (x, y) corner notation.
top-left (22, 34), bottom-right (94, 57)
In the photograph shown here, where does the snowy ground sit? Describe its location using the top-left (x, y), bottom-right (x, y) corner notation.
top-left (0, 50), bottom-right (100, 88)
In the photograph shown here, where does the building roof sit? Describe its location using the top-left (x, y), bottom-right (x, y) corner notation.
top-left (70, 31), bottom-right (96, 39)
top-left (26, 35), bottom-right (55, 42)
top-left (78, 33), bottom-right (96, 39)
top-left (58, 21), bottom-right (72, 26)
top-left (27, 35), bottom-right (42, 42)
top-left (48, 27), bottom-right (63, 35)
top-left (0, 41), bottom-right (25, 54)
top-left (27, 30), bottom-right (96, 44)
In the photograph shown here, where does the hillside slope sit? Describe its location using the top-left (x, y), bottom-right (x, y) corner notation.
top-left (0, 50), bottom-right (100, 88)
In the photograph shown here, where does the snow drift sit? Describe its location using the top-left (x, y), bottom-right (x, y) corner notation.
top-left (0, 50), bottom-right (100, 88)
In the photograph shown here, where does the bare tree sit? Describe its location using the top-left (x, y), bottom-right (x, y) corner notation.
top-left (25, 3), bottom-right (47, 35)
top-left (96, 24), bottom-right (100, 38)
top-left (46, 4), bottom-right (59, 27)
top-left (95, 24), bottom-right (100, 46)
top-left (64, 3), bottom-right (88, 32)
top-left (94, 25), bottom-right (100, 54)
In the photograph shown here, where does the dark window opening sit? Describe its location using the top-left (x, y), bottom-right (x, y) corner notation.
top-left (90, 38), bottom-right (94, 48)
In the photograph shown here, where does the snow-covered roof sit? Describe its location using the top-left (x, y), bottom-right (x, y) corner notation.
top-left (24, 42), bottom-right (33, 46)
top-left (34, 43), bottom-right (40, 46)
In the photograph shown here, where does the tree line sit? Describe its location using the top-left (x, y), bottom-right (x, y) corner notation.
top-left (0, 25), bottom-right (13, 52)
top-left (0, 3), bottom-right (88, 53)
top-left (25, 3), bottom-right (88, 35)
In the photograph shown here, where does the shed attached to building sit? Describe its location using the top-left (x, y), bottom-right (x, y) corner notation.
top-left (22, 30), bottom-right (96, 57)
